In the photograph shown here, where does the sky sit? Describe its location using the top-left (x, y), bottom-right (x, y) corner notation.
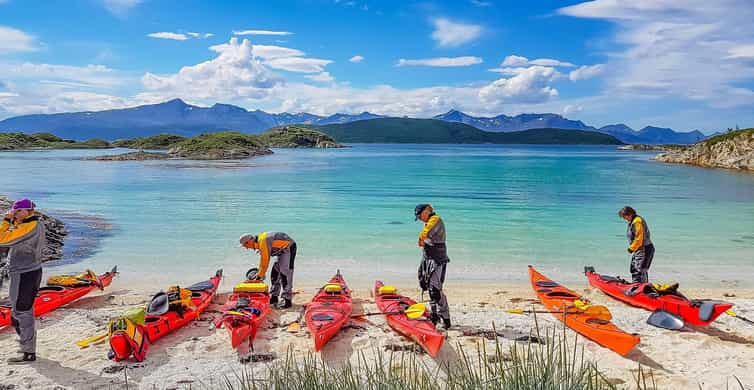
top-left (1, 0), bottom-right (754, 132)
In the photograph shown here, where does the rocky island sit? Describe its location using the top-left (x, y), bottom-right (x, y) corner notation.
top-left (0, 132), bottom-right (111, 150)
top-left (259, 125), bottom-right (344, 148)
top-left (655, 128), bottom-right (754, 171)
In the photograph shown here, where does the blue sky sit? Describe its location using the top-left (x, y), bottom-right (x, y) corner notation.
top-left (1, 0), bottom-right (754, 132)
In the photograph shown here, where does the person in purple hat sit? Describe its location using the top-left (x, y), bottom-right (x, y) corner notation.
top-left (0, 198), bottom-right (45, 364)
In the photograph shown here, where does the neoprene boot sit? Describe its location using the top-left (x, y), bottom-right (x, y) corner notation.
top-left (277, 298), bottom-right (292, 309)
top-left (269, 295), bottom-right (279, 306)
top-left (443, 318), bottom-right (452, 330)
top-left (7, 353), bottom-right (36, 364)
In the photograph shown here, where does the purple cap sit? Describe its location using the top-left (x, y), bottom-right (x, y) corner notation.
top-left (11, 198), bottom-right (36, 210)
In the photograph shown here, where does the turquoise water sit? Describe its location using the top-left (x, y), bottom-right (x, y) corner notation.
top-left (1, 145), bottom-right (753, 288)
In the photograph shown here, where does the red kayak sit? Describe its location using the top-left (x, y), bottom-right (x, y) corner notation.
top-left (585, 266), bottom-right (732, 327)
top-left (0, 266), bottom-right (118, 327)
top-left (305, 271), bottom-right (352, 351)
top-left (109, 269), bottom-right (222, 362)
top-left (374, 281), bottom-right (444, 357)
top-left (215, 279), bottom-right (272, 349)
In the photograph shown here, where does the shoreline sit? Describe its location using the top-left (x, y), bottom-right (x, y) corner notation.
top-left (0, 280), bottom-right (752, 389)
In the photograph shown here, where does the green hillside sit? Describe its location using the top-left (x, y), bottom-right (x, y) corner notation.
top-left (316, 118), bottom-right (623, 145)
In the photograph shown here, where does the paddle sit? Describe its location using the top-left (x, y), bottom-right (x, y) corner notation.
top-left (76, 333), bottom-right (108, 348)
top-left (726, 309), bottom-right (754, 325)
top-left (352, 303), bottom-right (427, 320)
top-left (506, 305), bottom-right (613, 321)
top-left (285, 305), bottom-right (307, 333)
top-left (647, 310), bottom-right (685, 330)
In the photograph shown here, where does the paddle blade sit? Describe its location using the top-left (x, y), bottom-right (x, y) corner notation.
top-left (287, 322), bottom-right (301, 333)
top-left (726, 309), bottom-right (737, 317)
top-left (585, 305), bottom-right (612, 321)
top-left (506, 308), bottom-right (526, 315)
top-left (76, 333), bottom-right (108, 349)
top-left (405, 303), bottom-right (426, 319)
top-left (647, 310), bottom-right (684, 330)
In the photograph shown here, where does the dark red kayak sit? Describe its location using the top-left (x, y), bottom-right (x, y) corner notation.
top-left (585, 266), bottom-right (732, 327)
top-left (374, 280), bottom-right (444, 357)
top-left (215, 279), bottom-right (271, 349)
top-left (305, 271), bottom-right (352, 351)
top-left (0, 266), bottom-right (118, 327)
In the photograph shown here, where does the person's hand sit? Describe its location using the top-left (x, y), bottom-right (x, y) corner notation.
top-left (3, 210), bottom-right (14, 221)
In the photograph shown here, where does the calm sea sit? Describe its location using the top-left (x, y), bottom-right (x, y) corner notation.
top-left (2, 145), bottom-right (753, 288)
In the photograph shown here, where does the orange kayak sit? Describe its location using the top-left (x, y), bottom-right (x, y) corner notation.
top-left (528, 265), bottom-right (639, 356)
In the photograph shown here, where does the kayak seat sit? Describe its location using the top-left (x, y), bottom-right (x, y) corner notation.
top-left (536, 281), bottom-right (559, 288)
top-left (187, 280), bottom-right (214, 292)
top-left (38, 286), bottom-right (66, 293)
top-left (235, 297), bottom-right (251, 309)
top-left (311, 314), bottom-right (335, 321)
top-left (546, 291), bottom-right (579, 299)
top-left (586, 318), bottom-right (610, 325)
top-left (537, 288), bottom-right (552, 293)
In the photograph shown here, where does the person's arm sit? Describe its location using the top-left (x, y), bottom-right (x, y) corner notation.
top-left (628, 218), bottom-right (644, 252)
top-left (257, 235), bottom-right (271, 278)
top-left (0, 219), bottom-right (38, 248)
top-left (418, 215), bottom-right (441, 245)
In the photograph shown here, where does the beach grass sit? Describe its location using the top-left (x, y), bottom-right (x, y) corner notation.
top-left (203, 324), bottom-right (660, 390)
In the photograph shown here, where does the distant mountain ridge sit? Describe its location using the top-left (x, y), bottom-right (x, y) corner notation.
top-left (317, 118), bottom-right (623, 145)
top-left (0, 99), bottom-right (705, 144)
top-left (0, 99), bottom-right (385, 140)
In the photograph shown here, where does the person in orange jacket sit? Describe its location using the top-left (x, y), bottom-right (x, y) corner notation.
top-left (0, 198), bottom-right (45, 364)
top-left (239, 232), bottom-right (296, 309)
top-left (619, 206), bottom-right (655, 283)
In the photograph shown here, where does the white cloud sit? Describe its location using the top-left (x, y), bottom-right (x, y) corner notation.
top-left (529, 58), bottom-right (575, 67)
top-left (0, 62), bottom-right (124, 88)
top-left (233, 29), bottom-right (293, 36)
top-left (0, 26), bottom-right (37, 53)
top-left (562, 104), bottom-right (584, 115)
top-left (305, 72), bottom-right (335, 83)
top-left (479, 65), bottom-right (559, 104)
top-left (559, 0), bottom-right (754, 108)
top-left (500, 55), bottom-right (574, 68)
top-left (148, 32), bottom-right (214, 41)
top-left (397, 56), bottom-right (483, 67)
top-left (141, 38), bottom-right (279, 100)
top-left (102, 0), bottom-right (142, 17)
top-left (147, 32), bottom-right (188, 41)
top-left (264, 57), bottom-right (332, 73)
top-left (349, 55), bottom-right (365, 63)
top-left (727, 44), bottom-right (754, 59)
top-left (501, 55), bottom-right (529, 67)
top-left (251, 45), bottom-right (304, 60)
top-left (569, 64), bottom-right (605, 81)
top-left (430, 18), bottom-right (483, 48)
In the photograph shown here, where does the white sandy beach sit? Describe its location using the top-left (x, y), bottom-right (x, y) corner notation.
top-left (1, 278), bottom-right (753, 390)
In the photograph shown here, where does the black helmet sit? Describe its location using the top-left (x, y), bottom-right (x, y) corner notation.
top-left (414, 204), bottom-right (431, 220)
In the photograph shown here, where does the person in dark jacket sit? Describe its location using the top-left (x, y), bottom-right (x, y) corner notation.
top-left (619, 206), bottom-right (655, 283)
top-left (0, 198), bottom-right (45, 364)
top-left (415, 204), bottom-right (451, 330)
top-left (239, 231), bottom-right (297, 309)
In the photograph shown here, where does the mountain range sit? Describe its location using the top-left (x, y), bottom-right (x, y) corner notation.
top-left (0, 99), bottom-right (706, 144)
top-left (434, 110), bottom-right (706, 144)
